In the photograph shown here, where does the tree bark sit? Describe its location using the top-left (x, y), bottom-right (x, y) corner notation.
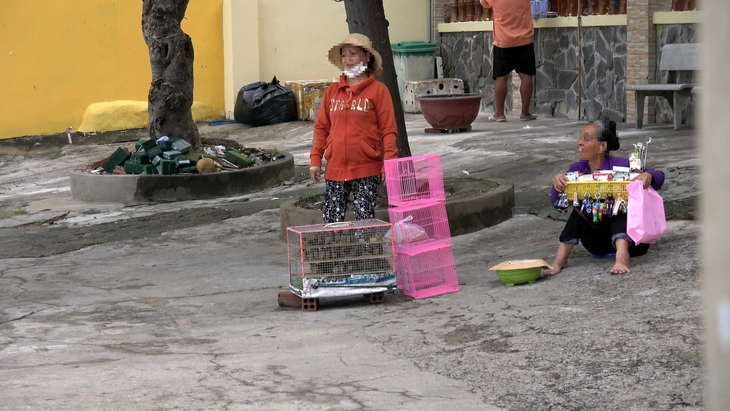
top-left (341, 0), bottom-right (412, 158)
top-left (142, 0), bottom-right (201, 149)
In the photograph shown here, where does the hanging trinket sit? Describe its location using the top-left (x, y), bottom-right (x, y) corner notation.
top-left (554, 192), bottom-right (569, 212)
top-left (560, 193), bottom-right (570, 210)
top-left (598, 201), bottom-right (605, 221)
top-left (612, 194), bottom-right (623, 216)
top-left (573, 191), bottom-right (580, 208)
top-left (604, 193), bottom-right (614, 218)
top-left (592, 193), bottom-right (602, 222)
top-left (554, 193), bottom-right (566, 211)
top-left (582, 192), bottom-right (592, 215)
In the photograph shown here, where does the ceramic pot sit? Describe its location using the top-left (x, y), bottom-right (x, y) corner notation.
top-left (417, 94), bottom-right (485, 131)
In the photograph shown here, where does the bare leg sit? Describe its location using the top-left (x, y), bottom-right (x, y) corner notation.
top-left (494, 74), bottom-right (509, 118)
top-left (610, 238), bottom-right (631, 274)
top-left (544, 242), bottom-right (575, 276)
top-left (518, 73), bottom-right (534, 117)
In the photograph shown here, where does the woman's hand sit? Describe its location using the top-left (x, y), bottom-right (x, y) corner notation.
top-left (310, 166), bottom-right (321, 184)
top-left (552, 174), bottom-right (569, 192)
top-left (632, 172), bottom-right (654, 189)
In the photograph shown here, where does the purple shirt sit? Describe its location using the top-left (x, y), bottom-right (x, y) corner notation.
top-left (550, 156), bottom-right (665, 207)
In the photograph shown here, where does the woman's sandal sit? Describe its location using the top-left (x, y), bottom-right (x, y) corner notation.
top-left (489, 115), bottom-right (506, 122)
top-left (520, 113), bottom-right (537, 121)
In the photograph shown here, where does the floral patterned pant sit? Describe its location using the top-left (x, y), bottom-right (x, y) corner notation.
top-left (323, 176), bottom-right (381, 224)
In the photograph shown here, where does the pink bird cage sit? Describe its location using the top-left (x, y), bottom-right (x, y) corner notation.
top-left (384, 155), bottom-right (445, 206)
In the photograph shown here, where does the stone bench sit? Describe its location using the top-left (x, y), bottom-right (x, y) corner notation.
top-left (627, 43), bottom-right (698, 131)
top-left (402, 78), bottom-right (464, 113)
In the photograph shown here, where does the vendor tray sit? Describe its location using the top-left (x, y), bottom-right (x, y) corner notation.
top-left (564, 181), bottom-right (631, 200)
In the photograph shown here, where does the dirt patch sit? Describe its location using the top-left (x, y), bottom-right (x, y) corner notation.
top-left (293, 177), bottom-right (500, 210)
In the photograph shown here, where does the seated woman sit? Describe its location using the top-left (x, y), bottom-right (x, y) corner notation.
top-left (544, 120), bottom-right (665, 276)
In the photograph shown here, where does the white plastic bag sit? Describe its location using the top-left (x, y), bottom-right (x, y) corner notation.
top-left (385, 215), bottom-right (429, 247)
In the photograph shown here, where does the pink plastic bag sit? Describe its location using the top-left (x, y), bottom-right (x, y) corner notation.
top-left (626, 180), bottom-right (666, 244)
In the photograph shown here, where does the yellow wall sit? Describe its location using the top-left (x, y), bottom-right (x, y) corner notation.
top-left (223, 0), bottom-right (430, 116)
top-left (0, 0), bottom-right (429, 138)
top-left (0, 0), bottom-right (224, 140)
top-left (257, 0), bottom-right (430, 81)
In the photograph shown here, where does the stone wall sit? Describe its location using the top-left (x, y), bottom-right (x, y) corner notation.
top-left (578, 26), bottom-right (628, 122)
top-left (534, 28), bottom-right (580, 119)
top-left (440, 31), bottom-right (504, 114)
top-left (441, 26), bottom-right (627, 120)
top-left (655, 24), bottom-right (698, 125)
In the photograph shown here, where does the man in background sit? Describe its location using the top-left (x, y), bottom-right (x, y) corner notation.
top-left (480, 0), bottom-right (537, 122)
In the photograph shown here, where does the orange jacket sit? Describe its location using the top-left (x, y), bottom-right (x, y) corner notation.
top-left (310, 73), bottom-right (398, 181)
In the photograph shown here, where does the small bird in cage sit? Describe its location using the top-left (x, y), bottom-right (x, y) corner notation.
top-left (366, 259), bottom-right (375, 272)
top-left (315, 234), bottom-right (323, 245)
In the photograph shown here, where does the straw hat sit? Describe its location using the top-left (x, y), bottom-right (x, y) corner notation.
top-left (328, 33), bottom-right (383, 72)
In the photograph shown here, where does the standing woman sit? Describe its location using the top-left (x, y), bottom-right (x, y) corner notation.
top-left (310, 33), bottom-right (399, 223)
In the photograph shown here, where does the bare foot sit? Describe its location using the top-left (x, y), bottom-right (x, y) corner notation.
top-left (544, 260), bottom-right (567, 276)
top-left (610, 255), bottom-right (631, 275)
top-left (544, 243), bottom-right (575, 276)
top-left (611, 239), bottom-right (631, 275)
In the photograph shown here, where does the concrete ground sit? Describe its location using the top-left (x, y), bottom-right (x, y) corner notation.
top-left (0, 113), bottom-right (701, 410)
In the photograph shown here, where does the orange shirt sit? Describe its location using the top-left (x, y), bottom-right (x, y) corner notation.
top-left (310, 74), bottom-right (398, 181)
top-left (482, 0), bottom-right (534, 48)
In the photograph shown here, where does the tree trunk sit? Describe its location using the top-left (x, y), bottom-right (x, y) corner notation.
top-left (341, 0), bottom-right (412, 158)
top-left (142, 0), bottom-right (201, 149)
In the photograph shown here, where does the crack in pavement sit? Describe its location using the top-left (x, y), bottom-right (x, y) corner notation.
top-left (0, 308), bottom-right (46, 325)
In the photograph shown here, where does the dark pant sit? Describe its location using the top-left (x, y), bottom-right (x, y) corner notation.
top-left (322, 176), bottom-right (381, 224)
top-left (559, 209), bottom-right (650, 257)
top-left (492, 43), bottom-right (537, 79)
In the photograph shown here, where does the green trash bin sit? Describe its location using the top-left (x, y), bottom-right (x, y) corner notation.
top-left (391, 41), bottom-right (438, 101)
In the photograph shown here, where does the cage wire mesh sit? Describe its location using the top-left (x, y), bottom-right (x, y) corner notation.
top-left (397, 243), bottom-right (459, 299)
top-left (388, 200), bottom-right (452, 250)
top-left (384, 155), bottom-right (445, 206)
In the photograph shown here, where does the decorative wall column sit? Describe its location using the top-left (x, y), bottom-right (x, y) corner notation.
top-left (626, 0), bottom-right (653, 124)
top-left (223, 0), bottom-right (260, 120)
top-left (432, 0), bottom-right (451, 53)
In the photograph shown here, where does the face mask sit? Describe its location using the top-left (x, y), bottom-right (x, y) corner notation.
top-left (344, 62), bottom-right (367, 78)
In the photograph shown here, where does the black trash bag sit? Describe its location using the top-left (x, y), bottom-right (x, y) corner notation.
top-left (234, 76), bottom-right (298, 126)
